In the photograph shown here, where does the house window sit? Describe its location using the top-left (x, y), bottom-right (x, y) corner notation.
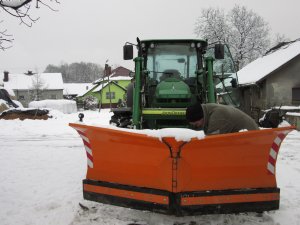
top-left (292, 87), bottom-right (300, 103)
top-left (106, 92), bottom-right (115, 99)
top-left (51, 94), bottom-right (57, 99)
top-left (19, 96), bottom-right (25, 100)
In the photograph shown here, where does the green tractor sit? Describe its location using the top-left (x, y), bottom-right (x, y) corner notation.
top-left (110, 38), bottom-right (240, 129)
top-left (70, 39), bottom-right (294, 216)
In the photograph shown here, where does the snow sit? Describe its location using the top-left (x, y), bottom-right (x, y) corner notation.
top-left (0, 99), bottom-right (9, 107)
top-left (91, 80), bottom-right (127, 93)
top-left (12, 100), bottom-right (23, 108)
top-left (237, 40), bottom-right (300, 85)
top-left (63, 83), bottom-right (94, 96)
top-left (0, 109), bottom-right (300, 225)
top-left (141, 128), bottom-right (205, 141)
top-left (91, 82), bottom-right (108, 93)
top-left (1, 73), bottom-right (63, 90)
top-left (29, 100), bottom-right (77, 114)
top-left (275, 105), bottom-right (300, 110)
top-left (279, 120), bottom-right (292, 127)
top-left (1, 86), bottom-right (15, 97)
top-left (286, 112), bottom-right (300, 116)
top-left (108, 75), bottom-right (132, 81)
top-left (93, 75), bottom-right (132, 84)
top-left (83, 122), bottom-right (205, 141)
top-left (0, 0), bottom-right (25, 7)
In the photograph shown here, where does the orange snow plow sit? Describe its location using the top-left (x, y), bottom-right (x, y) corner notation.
top-left (70, 122), bottom-right (294, 215)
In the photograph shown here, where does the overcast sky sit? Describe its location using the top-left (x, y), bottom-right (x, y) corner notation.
top-left (1, 0), bottom-right (300, 73)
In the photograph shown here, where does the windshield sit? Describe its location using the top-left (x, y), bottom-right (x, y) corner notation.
top-left (205, 44), bottom-right (240, 106)
top-left (146, 43), bottom-right (198, 82)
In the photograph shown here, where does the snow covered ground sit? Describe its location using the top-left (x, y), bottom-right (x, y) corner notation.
top-left (0, 109), bottom-right (299, 225)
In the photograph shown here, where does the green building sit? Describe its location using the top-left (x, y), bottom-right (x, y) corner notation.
top-left (78, 67), bottom-right (132, 108)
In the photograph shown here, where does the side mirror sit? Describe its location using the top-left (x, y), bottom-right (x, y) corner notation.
top-left (231, 78), bottom-right (238, 88)
top-left (123, 45), bottom-right (133, 60)
top-left (214, 44), bottom-right (225, 60)
top-left (129, 71), bottom-right (135, 77)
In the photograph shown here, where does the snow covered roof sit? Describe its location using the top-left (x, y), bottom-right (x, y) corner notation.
top-left (0, 86), bottom-right (15, 97)
top-left (1, 73), bottom-right (63, 90)
top-left (63, 83), bottom-right (94, 96)
top-left (92, 81), bottom-right (126, 93)
top-left (237, 40), bottom-right (300, 85)
top-left (92, 83), bottom-right (109, 93)
top-left (93, 74), bottom-right (132, 84)
top-left (109, 75), bottom-right (132, 81)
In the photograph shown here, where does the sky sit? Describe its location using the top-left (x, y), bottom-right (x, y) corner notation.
top-left (1, 0), bottom-right (300, 74)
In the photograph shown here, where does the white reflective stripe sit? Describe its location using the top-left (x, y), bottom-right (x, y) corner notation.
top-left (267, 162), bottom-right (275, 174)
top-left (274, 137), bottom-right (282, 146)
top-left (75, 127), bottom-right (86, 133)
top-left (87, 159), bottom-right (93, 168)
top-left (283, 130), bottom-right (289, 135)
top-left (84, 145), bottom-right (93, 156)
top-left (270, 149), bottom-right (277, 160)
top-left (79, 134), bottom-right (90, 143)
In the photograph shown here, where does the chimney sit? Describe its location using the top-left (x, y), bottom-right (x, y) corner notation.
top-left (105, 64), bottom-right (112, 77)
top-left (3, 71), bottom-right (9, 82)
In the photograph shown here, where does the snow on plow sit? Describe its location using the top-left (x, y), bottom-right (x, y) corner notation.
top-left (69, 122), bottom-right (294, 215)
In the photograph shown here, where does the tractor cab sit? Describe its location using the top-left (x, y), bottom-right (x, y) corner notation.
top-left (141, 40), bottom-right (205, 109)
top-left (113, 39), bottom-right (240, 129)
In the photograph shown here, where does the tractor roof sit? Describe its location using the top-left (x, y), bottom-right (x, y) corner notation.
top-left (141, 39), bottom-right (207, 45)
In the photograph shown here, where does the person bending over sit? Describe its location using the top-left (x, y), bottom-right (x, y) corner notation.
top-left (186, 102), bottom-right (259, 135)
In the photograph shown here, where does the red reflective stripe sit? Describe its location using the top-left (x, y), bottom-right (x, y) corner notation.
top-left (86, 152), bottom-right (93, 162)
top-left (75, 129), bottom-right (93, 167)
top-left (271, 142), bottom-right (279, 152)
top-left (83, 139), bottom-right (92, 149)
top-left (267, 131), bottom-right (288, 174)
top-left (268, 155), bottom-right (276, 165)
top-left (77, 130), bottom-right (86, 136)
top-left (277, 133), bottom-right (286, 140)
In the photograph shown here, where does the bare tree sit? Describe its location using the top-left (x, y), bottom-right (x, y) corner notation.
top-left (0, 21), bottom-right (13, 50)
top-left (194, 7), bottom-right (229, 44)
top-left (194, 5), bottom-right (272, 70)
top-left (228, 5), bottom-right (270, 70)
top-left (0, 0), bottom-right (59, 50)
top-left (30, 73), bottom-right (46, 101)
top-left (272, 33), bottom-right (290, 46)
top-left (44, 62), bottom-right (104, 83)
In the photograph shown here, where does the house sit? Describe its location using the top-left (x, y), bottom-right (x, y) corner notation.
top-left (237, 39), bottom-right (300, 119)
top-left (1, 71), bottom-right (64, 107)
top-left (63, 83), bottom-right (93, 99)
top-left (78, 66), bottom-right (132, 108)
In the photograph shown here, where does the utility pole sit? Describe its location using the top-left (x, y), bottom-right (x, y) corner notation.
top-left (105, 63), bottom-right (112, 111)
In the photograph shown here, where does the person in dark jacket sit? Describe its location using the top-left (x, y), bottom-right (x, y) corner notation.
top-left (186, 102), bottom-right (259, 135)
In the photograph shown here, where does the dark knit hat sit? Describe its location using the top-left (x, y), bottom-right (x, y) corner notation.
top-left (186, 102), bottom-right (204, 122)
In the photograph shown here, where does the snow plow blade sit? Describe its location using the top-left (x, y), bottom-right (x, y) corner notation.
top-left (69, 123), bottom-right (294, 215)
